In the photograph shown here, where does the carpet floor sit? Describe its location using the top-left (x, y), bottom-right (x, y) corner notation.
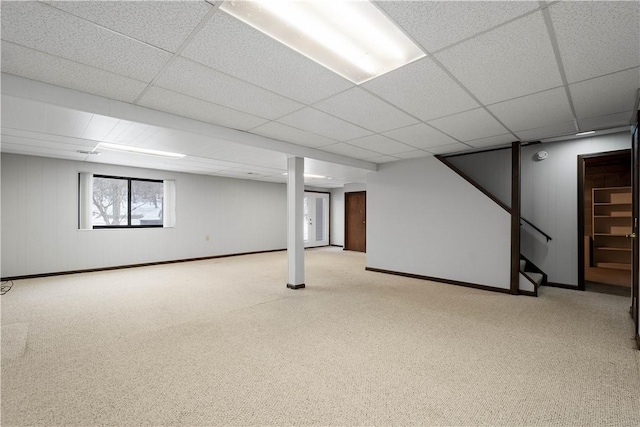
top-left (1, 247), bottom-right (639, 426)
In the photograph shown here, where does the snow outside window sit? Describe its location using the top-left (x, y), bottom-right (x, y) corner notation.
top-left (79, 174), bottom-right (175, 229)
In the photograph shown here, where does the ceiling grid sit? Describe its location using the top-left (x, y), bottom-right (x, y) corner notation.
top-left (1, 0), bottom-right (638, 187)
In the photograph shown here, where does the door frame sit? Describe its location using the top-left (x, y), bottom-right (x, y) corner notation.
top-left (303, 190), bottom-right (330, 248)
top-left (344, 191), bottom-right (366, 252)
top-left (577, 149), bottom-right (632, 291)
top-left (631, 110), bottom-right (639, 349)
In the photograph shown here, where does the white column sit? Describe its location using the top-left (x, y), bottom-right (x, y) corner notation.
top-left (287, 157), bottom-right (305, 289)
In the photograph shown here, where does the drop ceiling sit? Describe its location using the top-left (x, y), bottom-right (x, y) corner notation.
top-left (1, 1), bottom-right (639, 188)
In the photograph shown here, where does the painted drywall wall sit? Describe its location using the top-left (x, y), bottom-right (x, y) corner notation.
top-left (330, 187), bottom-right (345, 246)
top-left (520, 131), bottom-right (631, 286)
top-left (329, 182), bottom-right (367, 247)
top-left (367, 156), bottom-right (511, 289)
top-left (1, 153), bottom-right (287, 277)
top-left (447, 148), bottom-right (512, 208)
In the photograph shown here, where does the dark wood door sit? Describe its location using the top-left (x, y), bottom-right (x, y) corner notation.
top-left (345, 191), bottom-right (366, 252)
top-left (632, 111), bottom-right (639, 348)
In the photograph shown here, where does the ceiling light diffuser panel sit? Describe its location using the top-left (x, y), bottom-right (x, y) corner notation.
top-left (220, 0), bottom-right (426, 84)
top-left (97, 143), bottom-right (186, 159)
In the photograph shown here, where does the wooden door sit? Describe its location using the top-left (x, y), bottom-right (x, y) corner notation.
top-left (631, 110), bottom-right (639, 348)
top-left (345, 191), bottom-right (366, 252)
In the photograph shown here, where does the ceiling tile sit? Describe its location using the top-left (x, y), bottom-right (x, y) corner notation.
top-left (569, 68), bottom-right (640, 120)
top-left (103, 121), bottom-right (154, 144)
top-left (465, 134), bottom-right (515, 149)
top-left (0, 96), bottom-right (19, 129)
top-left (45, 0), bottom-right (212, 53)
top-left (155, 58), bottom-right (303, 120)
top-left (427, 143), bottom-right (472, 155)
top-left (394, 150), bottom-right (432, 160)
top-left (487, 87), bottom-right (574, 131)
top-left (278, 108), bottom-right (372, 141)
top-left (514, 121), bottom-right (577, 141)
top-left (250, 122), bottom-right (336, 148)
top-left (378, 1), bottom-right (539, 52)
top-left (363, 58), bottom-right (479, 121)
top-left (1, 96), bottom-right (47, 133)
top-left (0, 140), bottom-right (91, 161)
top-left (436, 11), bottom-right (562, 105)
top-left (1, 1), bottom-right (170, 82)
top-left (2, 128), bottom-right (99, 150)
top-left (1, 133), bottom-right (95, 153)
top-left (179, 156), bottom-right (244, 170)
top-left (205, 145), bottom-right (287, 170)
top-left (181, 11), bottom-right (353, 105)
top-left (137, 87), bottom-right (268, 132)
top-left (304, 158), bottom-right (370, 183)
top-left (320, 143), bottom-right (380, 160)
top-left (346, 134), bottom-right (414, 155)
top-left (44, 105), bottom-right (93, 138)
top-left (82, 115), bottom-right (121, 141)
top-left (367, 155), bottom-right (400, 164)
top-left (1, 42), bottom-right (147, 103)
top-left (428, 108), bottom-right (510, 142)
top-left (549, 1), bottom-right (640, 84)
top-left (313, 87), bottom-right (419, 133)
top-left (578, 111), bottom-right (633, 132)
top-left (382, 123), bottom-right (459, 149)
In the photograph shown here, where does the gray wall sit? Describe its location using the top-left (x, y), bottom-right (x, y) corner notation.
top-left (1, 153), bottom-right (287, 277)
top-left (367, 156), bottom-right (511, 289)
top-left (520, 131), bottom-right (631, 286)
top-left (447, 148), bottom-right (512, 208)
top-left (330, 187), bottom-right (345, 246)
top-left (329, 182), bottom-right (367, 247)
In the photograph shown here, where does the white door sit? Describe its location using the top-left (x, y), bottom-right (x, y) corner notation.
top-left (304, 192), bottom-right (329, 247)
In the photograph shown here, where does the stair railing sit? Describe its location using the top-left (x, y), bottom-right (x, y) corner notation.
top-left (520, 216), bottom-right (552, 242)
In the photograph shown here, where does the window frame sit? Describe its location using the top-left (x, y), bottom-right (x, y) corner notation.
top-left (91, 174), bottom-right (164, 229)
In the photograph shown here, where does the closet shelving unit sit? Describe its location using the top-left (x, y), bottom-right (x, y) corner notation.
top-left (592, 186), bottom-right (632, 270)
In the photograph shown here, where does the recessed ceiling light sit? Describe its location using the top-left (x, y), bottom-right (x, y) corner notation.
top-left (220, 0), bottom-right (425, 84)
top-left (97, 143), bottom-right (185, 159)
top-left (576, 131), bottom-right (595, 136)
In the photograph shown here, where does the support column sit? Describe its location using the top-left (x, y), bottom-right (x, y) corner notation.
top-left (287, 157), bottom-right (305, 289)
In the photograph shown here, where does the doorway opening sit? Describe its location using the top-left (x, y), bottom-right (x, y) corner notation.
top-left (578, 149), bottom-right (632, 293)
top-left (304, 191), bottom-right (329, 248)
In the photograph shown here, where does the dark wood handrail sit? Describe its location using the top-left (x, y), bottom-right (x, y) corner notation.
top-left (521, 216), bottom-right (552, 242)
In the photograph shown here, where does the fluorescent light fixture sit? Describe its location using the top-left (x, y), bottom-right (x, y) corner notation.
top-left (282, 172), bottom-right (328, 179)
top-left (97, 143), bottom-right (185, 159)
top-left (576, 131), bottom-right (595, 136)
top-left (220, 0), bottom-right (426, 84)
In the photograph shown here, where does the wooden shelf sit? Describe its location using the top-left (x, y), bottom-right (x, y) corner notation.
top-left (593, 186), bottom-right (631, 191)
top-left (592, 186), bottom-right (632, 271)
top-left (595, 262), bottom-right (632, 271)
top-left (595, 247), bottom-right (632, 252)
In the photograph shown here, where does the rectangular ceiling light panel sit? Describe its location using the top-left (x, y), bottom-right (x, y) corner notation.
top-left (97, 143), bottom-right (186, 159)
top-left (220, 0), bottom-right (425, 84)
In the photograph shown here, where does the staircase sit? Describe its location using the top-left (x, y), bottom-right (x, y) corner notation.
top-left (437, 149), bottom-right (552, 297)
top-left (519, 254), bottom-right (547, 296)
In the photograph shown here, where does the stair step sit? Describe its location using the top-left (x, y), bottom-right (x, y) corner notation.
top-left (520, 259), bottom-right (526, 272)
top-left (524, 272), bottom-right (544, 287)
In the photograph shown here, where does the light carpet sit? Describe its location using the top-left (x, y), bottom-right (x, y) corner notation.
top-left (1, 247), bottom-right (639, 426)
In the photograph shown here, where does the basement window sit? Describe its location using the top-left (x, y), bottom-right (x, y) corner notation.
top-left (78, 174), bottom-right (176, 229)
